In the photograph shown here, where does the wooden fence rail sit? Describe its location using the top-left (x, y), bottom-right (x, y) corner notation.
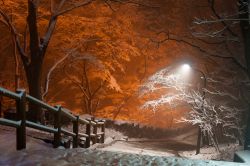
top-left (0, 87), bottom-right (105, 150)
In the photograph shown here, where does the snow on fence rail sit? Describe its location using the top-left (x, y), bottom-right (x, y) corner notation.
top-left (0, 87), bottom-right (105, 150)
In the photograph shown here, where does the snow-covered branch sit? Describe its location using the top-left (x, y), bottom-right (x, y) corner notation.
top-left (140, 65), bottom-right (247, 148)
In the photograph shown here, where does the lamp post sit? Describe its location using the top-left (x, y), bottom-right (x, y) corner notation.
top-left (180, 64), bottom-right (207, 155)
top-left (180, 64), bottom-right (206, 101)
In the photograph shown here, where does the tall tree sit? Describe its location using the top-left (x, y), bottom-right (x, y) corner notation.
top-left (238, 0), bottom-right (250, 149)
top-left (0, 0), bottom-right (97, 122)
top-left (191, 0), bottom-right (250, 150)
top-left (140, 64), bottom-right (247, 152)
top-left (0, 0), bottom-right (153, 122)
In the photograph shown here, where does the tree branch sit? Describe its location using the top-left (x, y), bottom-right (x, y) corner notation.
top-left (150, 31), bottom-right (248, 74)
top-left (42, 51), bottom-right (73, 99)
top-left (194, 17), bottom-right (249, 24)
top-left (0, 9), bottom-right (29, 67)
top-left (83, 60), bottom-right (92, 96)
top-left (40, 15), bottom-right (57, 55)
top-left (41, 0), bottom-right (94, 56)
top-left (55, 0), bottom-right (94, 17)
top-left (109, 0), bottom-right (160, 9)
top-left (208, 0), bottom-right (238, 37)
top-left (63, 62), bottom-right (90, 100)
top-left (91, 81), bottom-right (105, 98)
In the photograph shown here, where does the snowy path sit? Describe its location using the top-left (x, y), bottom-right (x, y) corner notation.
top-left (0, 127), bottom-right (245, 165)
top-left (98, 138), bottom-right (242, 161)
top-left (100, 139), bottom-right (196, 157)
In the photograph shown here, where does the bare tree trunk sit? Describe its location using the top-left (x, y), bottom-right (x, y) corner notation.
top-left (24, 1), bottom-right (44, 123)
top-left (87, 99), bottom-right (92, 115)
top-left (12, 35), bottom-right (20, 90)
top-left (196, 127), bottom-right (202, 155)
top-left (202, 131), bottom-right (209, 146)
top-left (212, 128), bottom-right (220, 152)
top-left (113, 96), bottom-right (131, 120)
top-left (26, 61), bottom-right (44, 123)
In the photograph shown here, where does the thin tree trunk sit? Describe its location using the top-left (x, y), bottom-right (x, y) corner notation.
top-left (13, 37), bottom-right (20, 90)
top-left (212, 128), bottom-right (220, 152)
top-left (88, 99), bottom-right (92, 115)
top-left (202, 131), bottom-right (209, 146)
top-left (196, 127), bottom-right (202, 155)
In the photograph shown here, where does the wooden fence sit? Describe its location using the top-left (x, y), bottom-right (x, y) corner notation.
top-left (0, 87), bottom-right (105, 150)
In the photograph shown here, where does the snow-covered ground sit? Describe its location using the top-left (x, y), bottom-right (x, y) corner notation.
top-left (97, 124), bottom-right (242, 161)
top-left (0, 125), bottom-right (245, 165)
top-left (98, 138), bottom-right (242, 161)
top-left (2, 148), bottom-right (247, 166)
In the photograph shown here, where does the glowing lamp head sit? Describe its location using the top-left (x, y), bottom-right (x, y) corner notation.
top-left (180, 64), bottom-right (191, 74)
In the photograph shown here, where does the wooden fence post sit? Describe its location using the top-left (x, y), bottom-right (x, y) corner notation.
top-left (101, 120), bottom-right (105, 143)
top-left (85, 119), bottom-right (91, 148)
top-left (92, 117), bottom-right (97, 144)
top-left (93, 126), bottom-right (97, 144)
top-left (54, 105), bottom-right (61, 148)
top-left (16, 89), bottom-right (26, 150)
top-left (73, 116), bottom-right (79, 148)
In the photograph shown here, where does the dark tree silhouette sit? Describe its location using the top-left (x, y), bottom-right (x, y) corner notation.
top-left (0, 0), bottom-right (94, 122)
top-left (193, 0), bottom-right (250, 150)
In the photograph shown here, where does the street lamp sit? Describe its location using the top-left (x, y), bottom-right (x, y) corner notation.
top-left (179, 64), bottom-right (206, 94)
top-left (181, 64), bottom-right (191, 72)
top-left (180, 63), bottom-right (207, 155)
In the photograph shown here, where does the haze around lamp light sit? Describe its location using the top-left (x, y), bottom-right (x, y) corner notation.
top-left (180, 64), bottom-right (191, 74)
